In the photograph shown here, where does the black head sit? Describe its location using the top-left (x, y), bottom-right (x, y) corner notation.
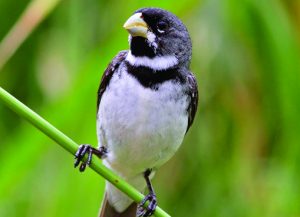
top-left (124, 8), bottom-right (192, 69)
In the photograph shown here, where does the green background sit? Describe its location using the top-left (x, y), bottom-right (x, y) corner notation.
top-left (1, 0), bottom-right (300, 216)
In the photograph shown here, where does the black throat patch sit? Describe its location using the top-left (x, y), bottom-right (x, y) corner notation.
top-left (125, 61), bottom-right (183, 89)
top-left (130, 37), bottom-right (156, 58)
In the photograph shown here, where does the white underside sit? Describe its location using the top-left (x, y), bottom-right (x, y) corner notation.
top-left (97, 64), bottom-right (188, 212)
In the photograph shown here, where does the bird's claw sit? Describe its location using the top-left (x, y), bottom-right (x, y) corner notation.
top-left (74, 144), bottom-right (107, 172)
top-left (137, 193), bottom-right (157, 217)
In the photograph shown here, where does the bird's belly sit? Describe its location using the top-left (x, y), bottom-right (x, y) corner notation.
top-left (97, 72), bottom-right (188, 176)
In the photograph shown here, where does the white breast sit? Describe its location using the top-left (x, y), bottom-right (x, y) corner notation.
top-left (96, 66), bottom-right (189, 212)
top-left (97, 67), bottom-right (188, 176)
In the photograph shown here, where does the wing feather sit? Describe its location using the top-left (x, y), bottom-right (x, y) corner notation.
top-left (186, 72), bottom-right (198, 132)
top-left (97, 51), bottom-right (128, 109)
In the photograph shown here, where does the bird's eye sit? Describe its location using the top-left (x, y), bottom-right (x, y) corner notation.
top-left (157, 21), bottom-right (168, 33)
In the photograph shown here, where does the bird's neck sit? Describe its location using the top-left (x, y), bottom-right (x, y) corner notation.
top-left (129, 36), bottom-right (179, 71)
top-left (127, 37), bottom-right (182, 89)
top-left (125, 51), bottom-right (178, 71)
top-left (125, 61), bottom-right (183, 89)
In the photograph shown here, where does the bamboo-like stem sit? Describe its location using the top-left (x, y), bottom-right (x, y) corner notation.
top-left (0, 86), bottom-right (171, 217)
top-left (0, 0), bottom-right (61, 70)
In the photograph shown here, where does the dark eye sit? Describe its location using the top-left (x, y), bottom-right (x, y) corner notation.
top-left (157, 21), bottom-right (168, 32)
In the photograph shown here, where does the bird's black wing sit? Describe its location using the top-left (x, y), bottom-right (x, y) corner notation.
top-left (186, 72), bottom-right (198, 133)
top-left (97, 51), bottom-right (128, 109)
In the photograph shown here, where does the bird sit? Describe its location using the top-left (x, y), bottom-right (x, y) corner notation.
top-left (74, 7), bottom-right (198, 217)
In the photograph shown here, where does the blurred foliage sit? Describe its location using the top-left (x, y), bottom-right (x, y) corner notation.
top-left (1, 0), bottom-right (300, 216)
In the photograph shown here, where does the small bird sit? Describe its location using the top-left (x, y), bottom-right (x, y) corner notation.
top-left (74, 7), bottom-right (198, 217)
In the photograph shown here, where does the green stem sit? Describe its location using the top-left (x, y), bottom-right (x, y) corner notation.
top-left (0, 86), bottom-right (170, 217)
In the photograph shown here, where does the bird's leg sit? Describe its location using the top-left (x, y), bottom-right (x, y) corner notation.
top-left (137, 169), bottom-right (157, 217)
top-left (74, 144), bottom-right (107, 172)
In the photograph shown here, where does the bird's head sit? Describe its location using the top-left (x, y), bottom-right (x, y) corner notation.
top-left (123, 8), bottom-right (192, 70)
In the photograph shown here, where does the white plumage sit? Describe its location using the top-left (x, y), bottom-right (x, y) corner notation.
top-left (96, 57), bottom-right (188, 212)
top-left (125, 51), bottom-right (178, 71)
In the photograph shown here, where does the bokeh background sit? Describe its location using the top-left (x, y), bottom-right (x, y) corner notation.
top-left (1, 0), bottom-right (300, 216)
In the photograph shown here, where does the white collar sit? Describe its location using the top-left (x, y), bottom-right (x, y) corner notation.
top-left (125, 51), bottom-right (178, 71)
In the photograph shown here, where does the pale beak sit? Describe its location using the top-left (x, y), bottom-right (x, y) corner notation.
top-left (123, 13), bottom-right (148, 38)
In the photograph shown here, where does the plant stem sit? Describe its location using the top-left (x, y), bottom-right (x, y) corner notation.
top-left (0, 86), bottom-right (171, 217)
top-left (0, 0), bottom-right (61, 70)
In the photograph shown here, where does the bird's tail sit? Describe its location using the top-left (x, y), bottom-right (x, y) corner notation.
top-left (99, 194), bottom-right (137, 217)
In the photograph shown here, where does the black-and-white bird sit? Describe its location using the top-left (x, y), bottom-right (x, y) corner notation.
top-left (74, 7), bottom-right (198, 217)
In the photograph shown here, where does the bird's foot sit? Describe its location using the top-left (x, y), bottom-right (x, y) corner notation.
top-left (74, 144), bottom-right (107, 172)
top-left (137, 192), bottom-right (157, 217)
